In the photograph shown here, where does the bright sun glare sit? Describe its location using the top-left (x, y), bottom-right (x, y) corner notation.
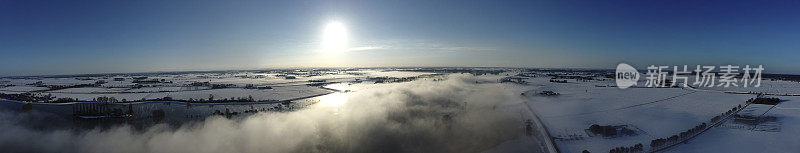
top-left (322, 21), bottom-right (348, 52)
top-left (318, 93), bottom-right (347, 107)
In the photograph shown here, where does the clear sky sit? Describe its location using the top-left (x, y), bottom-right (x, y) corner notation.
top-left (2, 0), bottom-right (800, 76)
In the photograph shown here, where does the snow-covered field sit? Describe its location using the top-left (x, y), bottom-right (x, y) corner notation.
top-left (1, 68), bottom-right (798, 152)
top-left (516, 74), bottom-right (800, 153)
top-left (0, 69), bottom-right (437, 102)
top-left (694, 79), bottom-right (800, 94)
top-left (666, 95), bottom-right (800, 152)
top-left (0, 71), bottom-right (532, 153)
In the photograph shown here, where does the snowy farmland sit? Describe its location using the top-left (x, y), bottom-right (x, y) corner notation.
top-left (0, 69), bottom-right (438, 103)
top-left (1, 68), bottom-right (799, 153)
top-left (509, 72), bottom-right (800, 153)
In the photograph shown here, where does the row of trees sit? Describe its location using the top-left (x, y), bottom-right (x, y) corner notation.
top-left (94, 96), bottom-right (123, 103)
top-left (609, 143), bottom-right (643, 153)
top-left (650, 103), bottom-right (742, 150)
top-left (0, 93), bottom-right (55, 102)
top-left (750, 97), bottom-right (780, 105)
top-left (146, 95), bottom-right (262, 103)
top-left (368, 76), bottom-right (419, 84)
top-left (712, 105), bottom-right (742, 123)
top-left (4, 93), bottom-right (272, 103)
top-left (32, 83), bottom-right (102, 92)
top-left (600, 97), bottom-right (757, 152)
top-left (649, 122), bottom-right (707, 148)
top-left (589, 124), bottom-right (636, 137)
top-left (54, 97), bottom-right (79, 103)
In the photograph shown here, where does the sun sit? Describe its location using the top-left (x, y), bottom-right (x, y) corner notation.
top-left (322, 21), bottom-right (348, 52)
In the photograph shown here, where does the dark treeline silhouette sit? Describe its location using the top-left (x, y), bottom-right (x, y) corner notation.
top-left (0, 93), bottom-right (54, 102)
top-left (609, 143), bottom-right (643, 153)
top-left (589, 124), bottom-right (636, 137)
top-left (649, 122), bottom-right (706, 149)
top-left (712, 104), bottom-right (743, 123)
top-left (650, 104), bottom-right (744, 150)
top-left (750, 97), bottom-right (780, 105)
top-left (1, 92), bottom-right (274, 103)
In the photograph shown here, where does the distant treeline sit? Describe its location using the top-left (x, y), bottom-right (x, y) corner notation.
top-left (750, 97), bottom-right (780, 105)
top-left (0, 92), bottom-right (277, 103)
top-left (0, 93), bottom-right (55, 102)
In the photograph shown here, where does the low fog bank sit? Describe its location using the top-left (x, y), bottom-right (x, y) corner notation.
top-left (0, 74), bottom-right (526, 153)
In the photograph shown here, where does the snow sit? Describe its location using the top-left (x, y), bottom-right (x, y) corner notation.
top-left (0, 86), bottom-right (48, 93)
top-left (0, 70), bottom-right (437, 102)
top-left (694, 79), bottom-right (800, 94)
top-left (667, 96), bottom-right (800, 153)
top-left (520, 76), bottom-right (758, 153)
top-left (2, 69), bottom-right (797, 152)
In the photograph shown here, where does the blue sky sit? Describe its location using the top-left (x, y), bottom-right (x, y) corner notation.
top-left (2, 0), bottom-right (800, 76)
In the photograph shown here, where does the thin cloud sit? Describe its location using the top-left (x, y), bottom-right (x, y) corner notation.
top-left (438, 46), bottom-right (497, 52)
top-left (347, 40), bottom-right (496, 53)
top-left (347, 46), bottom-right (388, 52)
